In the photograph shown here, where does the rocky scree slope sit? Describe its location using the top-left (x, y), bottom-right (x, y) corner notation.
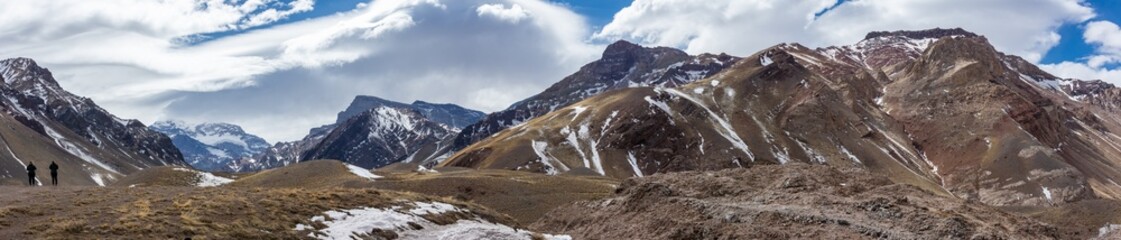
top-left (532, 164), bottom-right (1063, 239)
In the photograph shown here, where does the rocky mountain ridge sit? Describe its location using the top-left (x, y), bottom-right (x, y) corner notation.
top-left (446, 41), bottom-right (741, 159)
top-left (149, 121), bottom-right (271, 172)
top-left (0, 58), bottom-right (186, 185)
top-left (441, 28), bottom-right (1121, 207)
top-left (246, 96), bottom-right (484, 170)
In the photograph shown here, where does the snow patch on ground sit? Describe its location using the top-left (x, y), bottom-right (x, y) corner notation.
top-left (196, 171), bottom-right (233, 187)
top-left (296, 202), bottom-right (570, 240)
top-left (416, 165), bottom-right (437, 173)
top-left (407, 202), bottom-right (459, 215)
top-left (346, 164), bottom-right (382, 180)
top-left (760, 55), bottom-right (773, 66)
top-left (1099, 223), bottom-right (1121, 238)
top-left (173, 168), bottom-right (233, 187)
top-left (89, 172), bottom-right (110, 187)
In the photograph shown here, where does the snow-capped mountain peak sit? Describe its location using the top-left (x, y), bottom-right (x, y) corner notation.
top-left (150, 120), bottom-right (270, 172)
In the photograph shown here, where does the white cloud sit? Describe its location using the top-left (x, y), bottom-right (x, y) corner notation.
top-left (477, 4), bottom-right (531, 23)
top-left (1082, 20), bottom-right (1121, 68)
top-left (597, 0), bottom-right (1094, 63)
top-left (0, 0), bottom-right (313, 39)
top-left (1041, 20), bottom-right (1121, 83)
top-left (0, 0), bottom-right (319, 99)
top-left (599, 0), bottom-right (1121, 84)
top-left (596, 0), bottom-right (837, 56)
top-left (1086, 20), bottom-right (1121, 54)
top-left (0, 0), bottom-right (601, 142)
top-left (7, 0), bottom-right (1115, 143)
top-left (1040, 61), bottom-right (1121, 81)
top-left (242, 0), bottom-right (316, 28)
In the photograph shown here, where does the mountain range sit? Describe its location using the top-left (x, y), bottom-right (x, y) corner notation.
top-left (0, 58), bottom-right (185, 186)
top-left (149, 121), bottom-right (271, 172)
top-left (447, 41), bottom-right (741, 157)
top-left (244, 96), bottom-right (485, 170)
top-left (8, 28), bottom-right (1121, 210)
top-left (441, 28), bottom-right (1121, 207)
top-left (6, 27), bottom-right (1121, 239)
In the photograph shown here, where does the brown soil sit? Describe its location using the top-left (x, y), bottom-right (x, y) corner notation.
top-left (228, 160), bottom-right (374, 189)
top-left (1002, 199), bottom-right (1121, 239)
top-left (370, 167), bottom-right (619, 225)
top-left (0, 186), bottom-right (516, 239)
top-left (110, 167), bottom-right (204, 187)
top-left (531, 163), bottom-right (1064, 239)
top-left (231, 160), bottom-right (620, 225)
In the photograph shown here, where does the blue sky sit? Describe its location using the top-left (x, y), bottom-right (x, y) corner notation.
top-left (193, 0), bottom-right (630, 44)
top-left (1042, 0), bottom-right (1121, 66)
top-left (551, 0), bottom-right (631, 28)
top-left (197, 0), bottom-right (1116, 66)
top-left (1, 0), bottom-right (1118, 142)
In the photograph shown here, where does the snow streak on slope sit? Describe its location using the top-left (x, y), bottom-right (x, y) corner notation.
top-left (626, 152), bottom-right (644, 177)
top-left (839, 145), bottom-right (861, 164)
top-left (579, 124), bottom-right (605, 175)
top-left (42, 125), bottom-right (118, 174)
top-left (532, 140), bottom-right (568, 175)
top-left (559, 126), bottom-right (590, 172)
top-left (663, 88), bottom-right (754, 161)
top-left (643, 96), bottom-right (677, 125)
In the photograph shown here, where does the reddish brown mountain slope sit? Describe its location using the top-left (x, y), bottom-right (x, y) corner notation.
top-left (442, 28), bottom-right (1121, 207)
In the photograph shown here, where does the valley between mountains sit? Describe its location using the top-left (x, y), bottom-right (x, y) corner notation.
top-left (4, 28), bottom-right (1121, 239)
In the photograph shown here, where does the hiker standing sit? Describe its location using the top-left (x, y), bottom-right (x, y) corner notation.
top-left (49, 161), bottom-right (58, 186)
top-left (26, 162), bottom-right (37, 186)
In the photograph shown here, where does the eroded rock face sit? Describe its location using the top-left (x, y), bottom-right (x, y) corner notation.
top-left (532, 164), bottom-right (1061, 240)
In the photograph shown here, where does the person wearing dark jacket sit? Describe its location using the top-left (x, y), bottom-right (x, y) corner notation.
top-left (26, 162), bottom-right (37, 186)
top-left (49, 162), bottom-right (58, 186)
